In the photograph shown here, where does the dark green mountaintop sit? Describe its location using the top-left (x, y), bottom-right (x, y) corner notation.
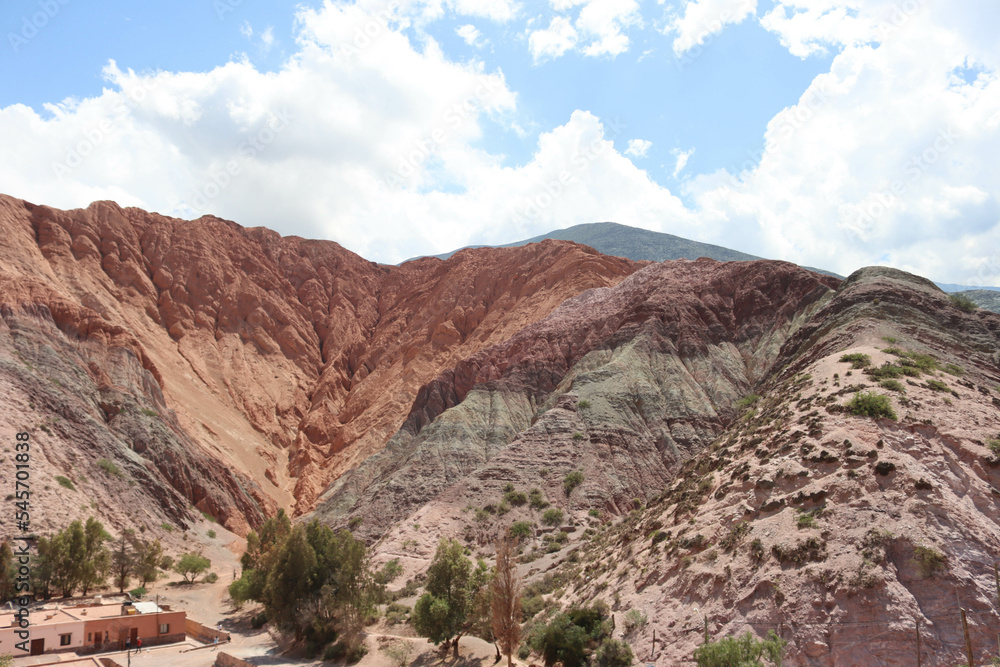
top-left (411, 221), bottom-right (841, 277)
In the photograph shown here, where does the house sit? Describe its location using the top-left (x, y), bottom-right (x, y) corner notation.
top-left (0, 599), bottom-right (186, 657)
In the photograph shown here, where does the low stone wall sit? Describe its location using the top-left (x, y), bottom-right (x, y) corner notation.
top-left (215, 652), bottom-right (256, 667)
top-left (186, 618), bottom-right (231, 644)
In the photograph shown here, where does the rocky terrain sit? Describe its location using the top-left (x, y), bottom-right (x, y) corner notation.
top-left (2, 193), bottom-right (999, 665)
top-left (0, 194), bottom-right (635, 536)
top-left (361, 266), bottom-right (1000, 665)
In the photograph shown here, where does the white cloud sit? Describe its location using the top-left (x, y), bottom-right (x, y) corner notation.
top-left (0, 2), bottom-right (694, 265)
top-left (3, 0), bottom-right (1000, 285)
top-left (448, 0), bottom-right (520, 22)
top-left (528, 0), bottom-right (640, 62)
top-left (625, 138), bottom-right (652, 158)
top-left (671, 147), bottom-right (694, 177)
top-left (456, 24), bottom-right (483, 46)
top-left (669, 0), bottom-right (757, 55)
top-left (685, 0), bottom-right (1000, 283)
top-left (529, 15), bottom-right (578, 62)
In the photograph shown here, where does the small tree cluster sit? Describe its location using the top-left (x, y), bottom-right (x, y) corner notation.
top-left (693, 631), bottom-right (786, 666)
top-left (28, 518), bottom-right (166, 600)
top-left (228, 510), bottom-right (386, 657)
top-left (525, 602), bottom-right (614, 667)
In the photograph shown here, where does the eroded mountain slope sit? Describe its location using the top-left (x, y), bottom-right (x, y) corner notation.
top-left (433, 267), bottom-right (1000, 666)
top-left (316, 259), bottom-right (839, 539)
top-left (0, 194), bottom-right (636, 535)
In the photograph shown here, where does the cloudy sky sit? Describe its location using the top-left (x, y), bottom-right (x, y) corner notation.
top-left (1, 0), bottom-right (998, 284)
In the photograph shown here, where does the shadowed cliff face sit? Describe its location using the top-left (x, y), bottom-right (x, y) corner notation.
top-left (0, 194), bottom-right (637, 535)
top-left (314, 259), bottom-right (841, 537)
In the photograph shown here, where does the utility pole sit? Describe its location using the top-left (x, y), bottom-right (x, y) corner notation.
top-left (960, 608), bottom-right (974, 667)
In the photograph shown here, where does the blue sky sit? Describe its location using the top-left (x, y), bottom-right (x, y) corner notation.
top-left (1, 0), bottom-right (999, 284)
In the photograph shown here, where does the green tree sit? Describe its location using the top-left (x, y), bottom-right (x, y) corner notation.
top-left (693, 631), bottom-right (787, 667)
top-left (134, 538), bottom-right (164, 588)
top-left (0, 541), bottom-right (14, 602)
top-left (49, 522), bottom-right (83, 597)
top-left (79, 517), bottom-right (111, 596)
top-left (539, 614), bottom-right (589, 667)
top-left (491, 536), bottom-right (522, 667)
top-left (174, 553), bottom-right (212, 584)
top-left (263, 526), bottom-right (318, 638)
top-left (595, 639), bottom-right (633, 667)
top-left (31, 537), bottom-right (55, 599)
top-left (318, 525), bottom-right (381, 652)
top-left (111, 530), bottom-right (136, 594)
top-left (413, 539), bottom-right (489, 657)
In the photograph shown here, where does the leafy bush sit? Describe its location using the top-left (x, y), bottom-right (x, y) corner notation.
top-left (204, 572), bottom-right (219, 583)
top-left (867, 363), bottom-right (904, 380)
top-left (911, 545), bottom-right (946, 578)
top-left (505, 489), bottom-right (528, 506)
top-left (987, 438), bottom-right (1000, 455)
top-left (348, 516), bottom-right (363, 530)
top-left (720, 523), bottom-right (751, 552)
top-left (384, 603), bottom-right (411, 625)
top-left (595, 638), bottom-right (634, 667)
top-left (839, 353), bottom-right (871, 369)
top-left (55, 476), bottom-right (76, 491)
top-left (693, 630), bottom-right (787, 667)
top-left (563, 471), bottom-right (584, 496)
top-left (97, 458), bottom-right (125, 478)
top-left (880, 379), bottom-right (905, 393)
top-left (324, 641), bottom-right (368, 663)
top-left (251, 611), bottom-right (268, 629)
top-left (926, 379), bottom-right (950, 392)
top-left (529, 488), bottom-right (549, 510)
top-left (846, 392), bottom-right (897, 420)
top-left (129, 587), bottom-right (147, 598)
top-left (796, 510), bottom-right (817, 529)
top-left (736, 394), bottom-right (760, 410)
top-left (577, 399), bottom-right (591, 409)
top-left (622, 609), bottom-right (648, 634)
top-left (572, 432), bottom-right (585, 441)
top-left (173, 552), bottom-right (212, 583)
top-left (510, 521), bottom-right (534, 541)
top-left (207, 530), bottom-right (217, 539)
top-left (943, 363), bottom-right (964, 376)
top-left (949, 293), bottom-right (978, 313)
top-left (541, 508), bottom-right (564, 527)
top-left (140, 408), bottom-right (159, 417)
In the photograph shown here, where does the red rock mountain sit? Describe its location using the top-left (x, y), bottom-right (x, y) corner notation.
top-left (0, 194), bottom-right (635, 536)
